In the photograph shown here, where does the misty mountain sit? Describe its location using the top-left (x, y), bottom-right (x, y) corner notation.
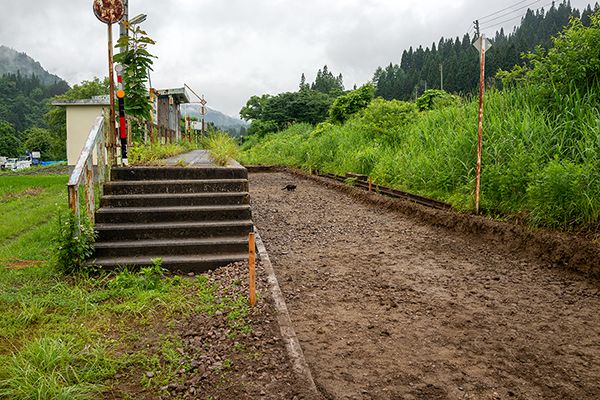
top-left (181, 103), bottom-right (248, 135)
top-left (0, 45), bottom-right (66, 86)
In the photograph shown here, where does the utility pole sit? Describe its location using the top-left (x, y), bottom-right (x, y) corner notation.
top-left (472, 19), bottom-right (491, 215)
top-left (439, 63), bottom-right (444, 91)
top-left (119, 0), bottom-right (129, 53)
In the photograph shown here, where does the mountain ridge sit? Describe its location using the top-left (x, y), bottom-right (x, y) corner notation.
top-left (0, 45), bottom-right (66, 86)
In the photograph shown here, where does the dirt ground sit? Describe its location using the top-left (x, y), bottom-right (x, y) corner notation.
top-left (249, 172), bottom-right (600, 400)
top-left (106, 262), bottom-right (313, 400)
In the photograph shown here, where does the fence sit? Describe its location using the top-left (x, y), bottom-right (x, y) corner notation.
top-left (67, 116), bottom-right (108, 225)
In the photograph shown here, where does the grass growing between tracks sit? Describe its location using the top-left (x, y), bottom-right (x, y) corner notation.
top-left (0, 174), bottom-right (253, 399)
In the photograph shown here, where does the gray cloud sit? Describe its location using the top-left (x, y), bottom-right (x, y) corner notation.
top-left (0, 0), bottom-right (593, 116)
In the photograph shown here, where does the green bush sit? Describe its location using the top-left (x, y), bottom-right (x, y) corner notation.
top-left (328, 83), bottom-right (374, 124)
top-left (53, 212), bottom-right (96, 275)
top-left (416, 89), bottom-right (460, 111)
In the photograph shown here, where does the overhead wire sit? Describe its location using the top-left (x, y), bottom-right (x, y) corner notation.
top-left (480, 0), bottom-right (541, 27)
top-left (477, 0), bottom-right (535, 21)
top-left (481, 1), bottom-right (554, 32)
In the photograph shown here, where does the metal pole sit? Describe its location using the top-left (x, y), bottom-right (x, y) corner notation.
top-left (107, 23), bottom-right (117, 166)
top-left (119, 0), bottom-right (129, 53)
top-left (475, 34), bottom-right (486, 215)
top-left (440, 63), bottom-right (444, 91)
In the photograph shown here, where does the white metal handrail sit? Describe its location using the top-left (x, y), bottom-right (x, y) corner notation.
top-left (68, 115), bottom-right (107, 224)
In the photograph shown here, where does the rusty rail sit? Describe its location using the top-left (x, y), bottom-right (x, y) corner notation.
top-left (314, 171), bottom-right (452, 210)
top-left (68, 115), bottom-right (107, 224)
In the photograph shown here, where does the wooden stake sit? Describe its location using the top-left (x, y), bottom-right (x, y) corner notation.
top-left (369, 176), bottom-right (373, 193)
top-left (248, 232), bottom-right (256, 306)
top-left (475, 34), bottom-right (487, 215)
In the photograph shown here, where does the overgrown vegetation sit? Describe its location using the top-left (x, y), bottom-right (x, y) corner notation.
top-left (242, 12), bottom-right (600, 232)
top-left (53, 212), bottom-right (96, 275)
top-left (114, 26), bottom-right (156, 141)
top-left (202, 132), bottom-right (240, 166)
top-left (128, 141), bottom-right (199, 165)
top-left (0, 173), bottom-right (257, 398)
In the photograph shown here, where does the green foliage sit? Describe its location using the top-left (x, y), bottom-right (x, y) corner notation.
top-left (203, 131), bottom-right (240, 166)
top-left (0, 335), bottom-right (116, 399)
top-left (527, 159), bottom-right (599, 228)
top-left (22, 127), bottom-right (62, 160)
top-left (372, 1), bottom-right (593, 100)
top-left (357, 98), bottom-right (418, 143)
top-left (0, 119), bottom-right (19, 157)
top-left (53, 212), bottom-right (96, 275)
top-left (328, 83), bottom-right (374, 124)
top-left (129, 141), bottom-right (198, 165)
top-left (310, 65), bottom-right (344, 94)
top-left (242, 81), bottom-right (600, 231)
top-left (416, 89), bottom-right (460, 111)
top-left (108, 259), bottom-right (167, 292)
top-left (113, 26), bottom-right (156, 122)
top-left (528, 11), bottom-right (600, 101)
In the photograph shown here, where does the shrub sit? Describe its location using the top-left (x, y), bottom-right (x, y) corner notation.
top-left (53, 212), bottom-right (96, 275)
top-left (328, 84), bottom-right (374, 124)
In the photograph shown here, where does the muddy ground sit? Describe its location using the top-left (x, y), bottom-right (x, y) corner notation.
top-left (249, 172), bottom-right (600, 400)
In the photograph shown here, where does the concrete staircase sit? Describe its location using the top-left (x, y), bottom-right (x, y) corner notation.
top-left (91, 165), bottom-right (253, 272)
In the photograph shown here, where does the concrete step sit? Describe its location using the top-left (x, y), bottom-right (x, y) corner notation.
top-left (111, 166), bottom-right (248, 181)
top-left (104, 179), bottom-right (248, 195)
top-left (96, 220), bottom-right (254, 241)
top-left (94, 237), bottom-right (248, 258)
top-left (95, 205), bottom-right (252, 224)
top-left (89, 253), bottom-right (248, 273)
top-left (101, 192), bottom-right (250, 207)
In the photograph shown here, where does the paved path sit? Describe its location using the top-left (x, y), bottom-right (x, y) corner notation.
top-left (166, 150), bottom-right (214, 166)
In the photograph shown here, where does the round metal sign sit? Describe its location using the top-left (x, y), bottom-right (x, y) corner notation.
top-left (93, 0), bottom-right (125, 24)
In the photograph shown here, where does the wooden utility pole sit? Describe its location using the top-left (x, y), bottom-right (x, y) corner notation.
top-left (473, 20), bottom-right (491, 214)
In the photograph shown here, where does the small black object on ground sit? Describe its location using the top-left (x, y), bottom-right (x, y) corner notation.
top-left (282, 184), bottom-right (297, 191)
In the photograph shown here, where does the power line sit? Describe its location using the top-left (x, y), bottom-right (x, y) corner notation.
top-left (477, 0), bottom-right (534, 22)
top-left (480, 0), bottom-right (541, 27)
top-left (481, 1), bottom-right (554, 32)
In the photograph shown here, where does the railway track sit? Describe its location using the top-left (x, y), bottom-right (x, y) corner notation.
top-left (314, 171), bottom-right (452, 210)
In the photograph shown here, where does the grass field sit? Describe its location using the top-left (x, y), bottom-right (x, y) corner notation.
top-left (0, 174), bottom-right (252, 399)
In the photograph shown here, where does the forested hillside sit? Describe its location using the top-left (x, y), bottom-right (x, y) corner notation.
top-left (374, 1), bottom-right (599, 99)
top-left (0, 46), bottom-right (66, 86)
top-left (241, 2), bottom-right (598, 139)
top-left (0, 73), bottom-right (69, 159)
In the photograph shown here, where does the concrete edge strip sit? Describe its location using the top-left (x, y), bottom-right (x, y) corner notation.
top-left (253, 227), bottom-right (320, 397)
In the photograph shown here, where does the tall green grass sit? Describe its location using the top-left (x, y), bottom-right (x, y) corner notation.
top-left (241, 84), bottom-right (600, 231)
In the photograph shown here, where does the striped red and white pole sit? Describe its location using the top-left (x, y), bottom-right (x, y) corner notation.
top-left (115, 64), bottom-right (128, 165)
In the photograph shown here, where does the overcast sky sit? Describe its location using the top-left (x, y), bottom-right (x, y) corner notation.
top-left (0, 0), bottom-right (593, 116)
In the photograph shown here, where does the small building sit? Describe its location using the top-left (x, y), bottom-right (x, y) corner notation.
top-left (155, 87), bottom-right (190, 140)
top-left (52, 95), bottom-right (109, 166)
top-left (54, 87), bottom-right (190, 165)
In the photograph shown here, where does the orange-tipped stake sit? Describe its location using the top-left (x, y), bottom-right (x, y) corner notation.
top-left (248, 232), bottom-right (256, 306)
top-left (369, 176), bottom-right (373, 193)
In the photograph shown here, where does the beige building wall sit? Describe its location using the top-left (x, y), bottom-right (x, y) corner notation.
top-left (66, 105), bottom-right (106, 165)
